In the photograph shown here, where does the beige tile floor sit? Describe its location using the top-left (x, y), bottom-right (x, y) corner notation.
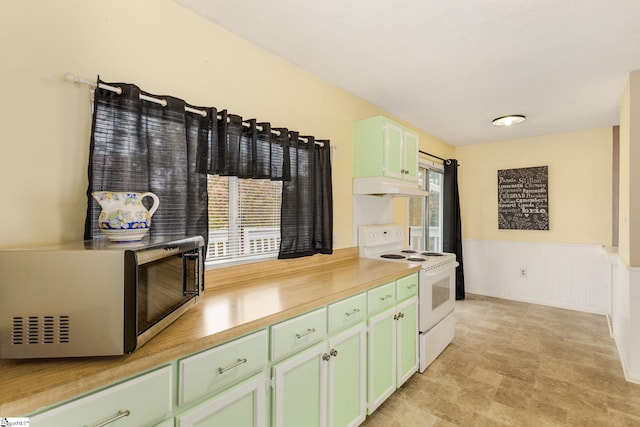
top-left (361, 294), bottom-right (640, 426)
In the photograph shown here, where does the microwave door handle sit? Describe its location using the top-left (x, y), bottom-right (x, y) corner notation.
top-left (182, 252), bottom-right (200, 297)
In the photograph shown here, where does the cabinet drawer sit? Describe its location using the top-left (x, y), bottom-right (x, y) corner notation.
top-left (328, 292), bottom-right (367, 334)
top-left (176, 373), bottom-right (266, 427)
top-left (31, 365), bottom-right (172, 427)
top-left (396, 273), bottom-right (419, 301)
top-left (179, 329), bottom-right (268, 406)
top-left (271, 307), bottom-right (327, 361)
top-left (367, 282), bottom-right (396, 315)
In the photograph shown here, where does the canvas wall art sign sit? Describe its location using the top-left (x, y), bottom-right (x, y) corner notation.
top-left (498, 166), bottom-right (549, 230)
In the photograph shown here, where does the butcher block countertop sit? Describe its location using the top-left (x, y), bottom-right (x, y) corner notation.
top-left (0, 247), bottom-right (420, 416)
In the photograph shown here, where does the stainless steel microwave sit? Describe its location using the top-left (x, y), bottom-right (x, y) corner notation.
top-left (0, 235), bottom-right (205, 359)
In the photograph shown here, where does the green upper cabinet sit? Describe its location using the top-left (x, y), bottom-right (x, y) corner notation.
top-left (354, 116), bottom-right (419, 183)
top-left (402, 130), bottom-right (419, 182)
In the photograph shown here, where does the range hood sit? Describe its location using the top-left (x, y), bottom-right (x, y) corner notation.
top-left (353, 176), bottom-right (429, 197)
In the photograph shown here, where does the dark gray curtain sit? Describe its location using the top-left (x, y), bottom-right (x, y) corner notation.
top-left (212, 111), bottom-right (290, 180)
top-left (212, 112), bottom-right (332, 259)
top-left (84, 79), bottom-right (212, 244)
top-left (443, 159), bottom-right (465, 300)
top-left (278, 133), bottom-right (333, 258)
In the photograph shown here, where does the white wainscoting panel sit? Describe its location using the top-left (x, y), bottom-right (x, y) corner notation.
top-left (608, 251), bottom-right (640, 383)
top-left (463, 240), bottom-right (609, 314)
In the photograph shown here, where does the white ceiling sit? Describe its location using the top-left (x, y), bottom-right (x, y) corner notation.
top-left (173, 0), bottom-right (640, 146)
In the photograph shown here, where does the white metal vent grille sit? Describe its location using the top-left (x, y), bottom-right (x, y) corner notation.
top-left (11, 315), bottom-right (70, 345)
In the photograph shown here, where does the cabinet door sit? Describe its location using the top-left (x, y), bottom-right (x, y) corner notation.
top-left (272, 341), bottom-right (328, 427)
top-left (383, 121), bottom-right (404, 179)
top-left (367, 306), bottom-right (396, 414)
top-left (396, 297), bottom-right (419, 387)
top-left (402, 130), bottom-right (419, 182)
top-left (176, 373), bottom-right (266, 427)
top-left (328, 324), bottom-right (367, 427)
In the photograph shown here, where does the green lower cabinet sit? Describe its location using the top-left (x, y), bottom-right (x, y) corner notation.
top-left (367, 307), bottom-right (397, 414)
top-left (271, 323), bottom-right (367, 427)
top-left (175, 373), bottom-right (267, 427)
top-left (328, 324), bottom-right (367, 427)
top-left (272, 341), bottom-right (328, 427)
top-left (396, 297), bottom-right (419, 386)
top-left (367, 296), bottom-right (419, 415)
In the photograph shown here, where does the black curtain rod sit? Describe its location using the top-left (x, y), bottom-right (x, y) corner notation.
top-left (419, 150), bottom-right (446, 162)
top-left (419, 150), bottom-right (461, 166)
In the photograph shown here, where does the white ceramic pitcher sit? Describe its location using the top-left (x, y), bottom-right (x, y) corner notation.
top-left (92, 191), bottom-right (160, 242)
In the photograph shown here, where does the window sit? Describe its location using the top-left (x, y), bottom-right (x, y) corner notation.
top-left (207, 175), bottom-right (282, 264)
top-left (408, 165), bottom-right (444, 251)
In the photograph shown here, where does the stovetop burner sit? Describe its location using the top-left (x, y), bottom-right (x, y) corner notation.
top-left (380, 254), bottom-right (406, 260)
top-left (359, 224), bottom-right (456, 270)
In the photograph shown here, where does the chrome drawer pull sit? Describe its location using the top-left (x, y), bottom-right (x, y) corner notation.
top-left (344, 308), bottom-right (360, 317)
top-left (218, 358), bottom-right (248, 374)
top-left (380, 294), bottom-right (392, 301)
top-left (89, 409), bottom-right (130, 427)
top-left (295, 328), bottom-right (316, 339)
top-left (406, 284), bottom-right (417, 289)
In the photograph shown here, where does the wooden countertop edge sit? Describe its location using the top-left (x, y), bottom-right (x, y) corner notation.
top-left (0, 250), bottom-right (420, 415)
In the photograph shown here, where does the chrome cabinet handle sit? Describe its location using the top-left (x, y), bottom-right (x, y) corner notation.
top-left (322, 352), bottom-right (331, 361)
top-left (89, 409), bottom-right (131, 427)
top-left (295, 328), bottom-right (316, 339)
top-left (330, 348), bottom-right (338, 357)
top-left (218, 358), bottom-right (248, 374)
top-left (406, 284), bottom-right (417, 289)
top-left (344, 308), bottom-right (360, 317)
top-left (380, 294), bottom-right (392, 301)
top-left (393, 312), bottom-right (405, 321)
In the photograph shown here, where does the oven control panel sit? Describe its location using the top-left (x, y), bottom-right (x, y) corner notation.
top-left (358, 224), bottom-right (404, 247)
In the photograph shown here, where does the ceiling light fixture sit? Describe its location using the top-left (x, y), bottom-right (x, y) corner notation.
top-left (492, 115), bottom-right (526, 127)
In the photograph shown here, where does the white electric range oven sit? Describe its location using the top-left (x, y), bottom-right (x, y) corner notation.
top-left (359, 224), bottom-right (459, 372)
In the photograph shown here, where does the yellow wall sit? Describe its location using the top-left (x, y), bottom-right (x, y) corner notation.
top-left (0, 0), bottom-right (451, 250)
top-left (456, 127), bottom-right (612, 246)
top-left (618, 70), bottom-right (640, 266)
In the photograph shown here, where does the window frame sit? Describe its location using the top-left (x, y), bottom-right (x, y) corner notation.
top-left (205, 175), bottom-right (282, 268)
top-left (408, 160), bottom-right (444, 252)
